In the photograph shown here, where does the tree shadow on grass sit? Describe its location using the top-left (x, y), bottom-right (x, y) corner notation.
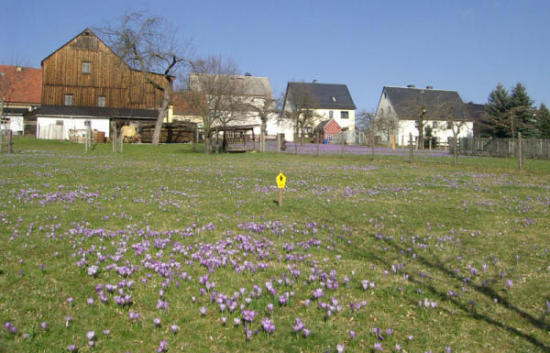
top-left (353, 234), bottom-right (550, 352)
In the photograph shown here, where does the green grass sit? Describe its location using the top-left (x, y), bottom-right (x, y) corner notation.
top-left (1, 137), bottom-right (549, 352)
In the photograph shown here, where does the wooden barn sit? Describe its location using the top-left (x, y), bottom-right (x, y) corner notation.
top-left (34, 28), bottom-right (165, 140)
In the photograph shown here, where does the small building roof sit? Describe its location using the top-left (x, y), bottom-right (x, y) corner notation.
top-left (25, 105), bottom-right (158, 120)
top-left (286, 82), bottom-right (356, 110)
top-left (382, 86), bottom-right (470, 121)
top-left (0, 65), bottom-right (42, 104)
top-left (314, 118), bottom-right (341, 132)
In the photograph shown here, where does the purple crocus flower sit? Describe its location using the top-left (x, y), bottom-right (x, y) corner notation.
top-left (336, 343), bottom-right (345, 352)
top-left (157, 340), bottom-right (168, 353)
top-left (199, 306), bottom-right (208, 315)
top-left (67, 344), bottom-right (76, 352)
top-left (41, 322), bottom-right (48, 330)
top-left (154, 318), bottom-right (161, 327)
top-left (293, 318), bottom-right (305, 332)
top-left (242, 309), bottom-right (257, 323)
top-left (86, 331), bottom-right (95, 341)
top-left (373, 342), bottom-right (383, 351)
top-left (261, 318), bottom-right (276, 334)
top-left (171, 324), bottom-right (179, 333)
top-left (313, 288), bottom-right (324, 299)
top-left (350, 330), bottom-right (355, 339)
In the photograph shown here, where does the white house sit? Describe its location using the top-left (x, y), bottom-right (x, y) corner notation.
top-left (375, 86), bottom-right (476, 147)
top-left (282, 81), bottom-right (356, 142)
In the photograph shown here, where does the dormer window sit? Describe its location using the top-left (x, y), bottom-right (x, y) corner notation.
top-left (331, 96), bottom-right (336, 102)
top-left (82, 62), bottom-right (91, 74)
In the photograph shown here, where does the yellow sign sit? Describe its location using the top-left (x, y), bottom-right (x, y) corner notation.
top-left (276, 172), bottom-right (286, 189)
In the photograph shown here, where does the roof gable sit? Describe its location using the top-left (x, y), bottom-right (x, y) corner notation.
top-left (383, 86), bottom-right (468, 121)
top-left (287, 82), bottom-right (356, 110)
top-left (0, 65), bottom-right (42, 104)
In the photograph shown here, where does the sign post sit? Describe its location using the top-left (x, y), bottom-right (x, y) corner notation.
top-left (276, 172), bottom-right (286, 207)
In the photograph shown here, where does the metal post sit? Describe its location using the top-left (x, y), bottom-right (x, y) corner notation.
top-left (316, 132), bottom-right (320, 156)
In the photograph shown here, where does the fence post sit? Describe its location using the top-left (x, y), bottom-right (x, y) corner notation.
top-left (518, 132), bottom-right (523, 170)
top-left (371, 129), bottom-right (375, 160)
top-left (340, 133), bottom-right (345, 157)
top-left (409, 133), bottom-right (414, 163)
top-left (316, 132), bottom-right (320, 156)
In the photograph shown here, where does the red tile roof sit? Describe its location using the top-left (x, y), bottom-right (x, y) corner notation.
top-left (171, 91), bottom-right (205, 115)
top-left (0, 65), bottom-right (42, 104)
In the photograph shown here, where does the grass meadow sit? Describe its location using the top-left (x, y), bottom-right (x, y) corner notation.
top-left (1, 137), bottom-right (549, 353)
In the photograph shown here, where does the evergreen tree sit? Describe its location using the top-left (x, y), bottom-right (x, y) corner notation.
top-left (510, 83), bottom-right (538, 137)
top-left (538, 103), bottom-right (550, 138)
top-left (481, 84), bottom-right (511, 137)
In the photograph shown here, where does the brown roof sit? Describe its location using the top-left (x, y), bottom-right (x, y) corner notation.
top-left (0, 65), bottom-right (42, 104)
top-left (171, 91), bottom-right (204, 115)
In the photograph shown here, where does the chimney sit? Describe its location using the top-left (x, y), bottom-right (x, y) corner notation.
top-left (16, 66), bottom-right (23, 72)
top-left (426, 85), bottom-right (433, 89)
top-left (406, 84), bottom-right (415, 88)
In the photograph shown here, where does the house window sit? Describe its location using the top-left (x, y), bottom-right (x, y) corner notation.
top-left (341, 111), bottom-right (349, 119)
top-left (98, 96), bottom-right (106, 107)
top-left (433, 121), bottom-right (439, 129)
top-left (64, 94), bottom-right (73, 106)
top-left (447, 121), bottom-right (452, 129)
top-left (329, 111), bottom-right (333, 119)
top-left (56, 120), bottom-right (64, 126)
top-left (82, 62), bottom-right (91, 74)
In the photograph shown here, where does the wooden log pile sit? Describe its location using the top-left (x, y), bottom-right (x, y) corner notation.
top-left (140, 122), bottom-right (197, 143)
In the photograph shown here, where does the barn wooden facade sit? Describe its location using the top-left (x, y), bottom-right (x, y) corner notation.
top-left (41, 28), bottom-right (165, 110)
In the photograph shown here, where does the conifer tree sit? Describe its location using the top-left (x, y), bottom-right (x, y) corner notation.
top-left (538, 103), bottom-right (550, 138)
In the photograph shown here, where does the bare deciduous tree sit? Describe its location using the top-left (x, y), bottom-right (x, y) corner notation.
top-left (100, 11), bottom-right (190, 145)
top-left (245, 97), bottom-right (280, 152)
top-left (375, 108), bottom-right (399, 145)
top-left (187, 56), bottom-right (243, 153)
top-left (283, 84), bottom-right (319, 146)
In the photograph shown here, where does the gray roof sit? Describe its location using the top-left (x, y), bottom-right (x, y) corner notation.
top-left (286, 82), bottom-right (356, 110)
top-left (383, 86), bottom-right (470, 121)
top-left (465, 103), bottom-right (486, 121)
top-left (25, 105), bottom-right (158, 120)
top-left (189, 74), bottom-right (273, 98)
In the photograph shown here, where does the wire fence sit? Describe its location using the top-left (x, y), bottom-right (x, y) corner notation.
top-left (458, 137), bottom-right (550, 160)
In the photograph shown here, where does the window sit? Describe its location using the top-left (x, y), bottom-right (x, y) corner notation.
top-left (98, 96), bottom-right (106, 107)
top-left (447, 121), bottom-right (453, 129)
top-left (64, 94), bottom-right (73, 106)
top-left (433, 121), bottom-right (439, 129)
top-left (329, 111), bottom-right (334, 119)
top-left (82, 62), bottom-right (91, 74)
top-left (55, 120), bottom-right (64, 126)
top-left (341, 111), bottom-right (349, 119)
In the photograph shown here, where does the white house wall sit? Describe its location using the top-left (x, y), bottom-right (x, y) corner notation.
top-left (37, 117), bottom-right (110, 140)
top-left (396, 120), bottom-right (473, 146)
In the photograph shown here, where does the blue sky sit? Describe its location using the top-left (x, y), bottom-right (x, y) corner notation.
top-left (2, 0), bottom-right (549, 111)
